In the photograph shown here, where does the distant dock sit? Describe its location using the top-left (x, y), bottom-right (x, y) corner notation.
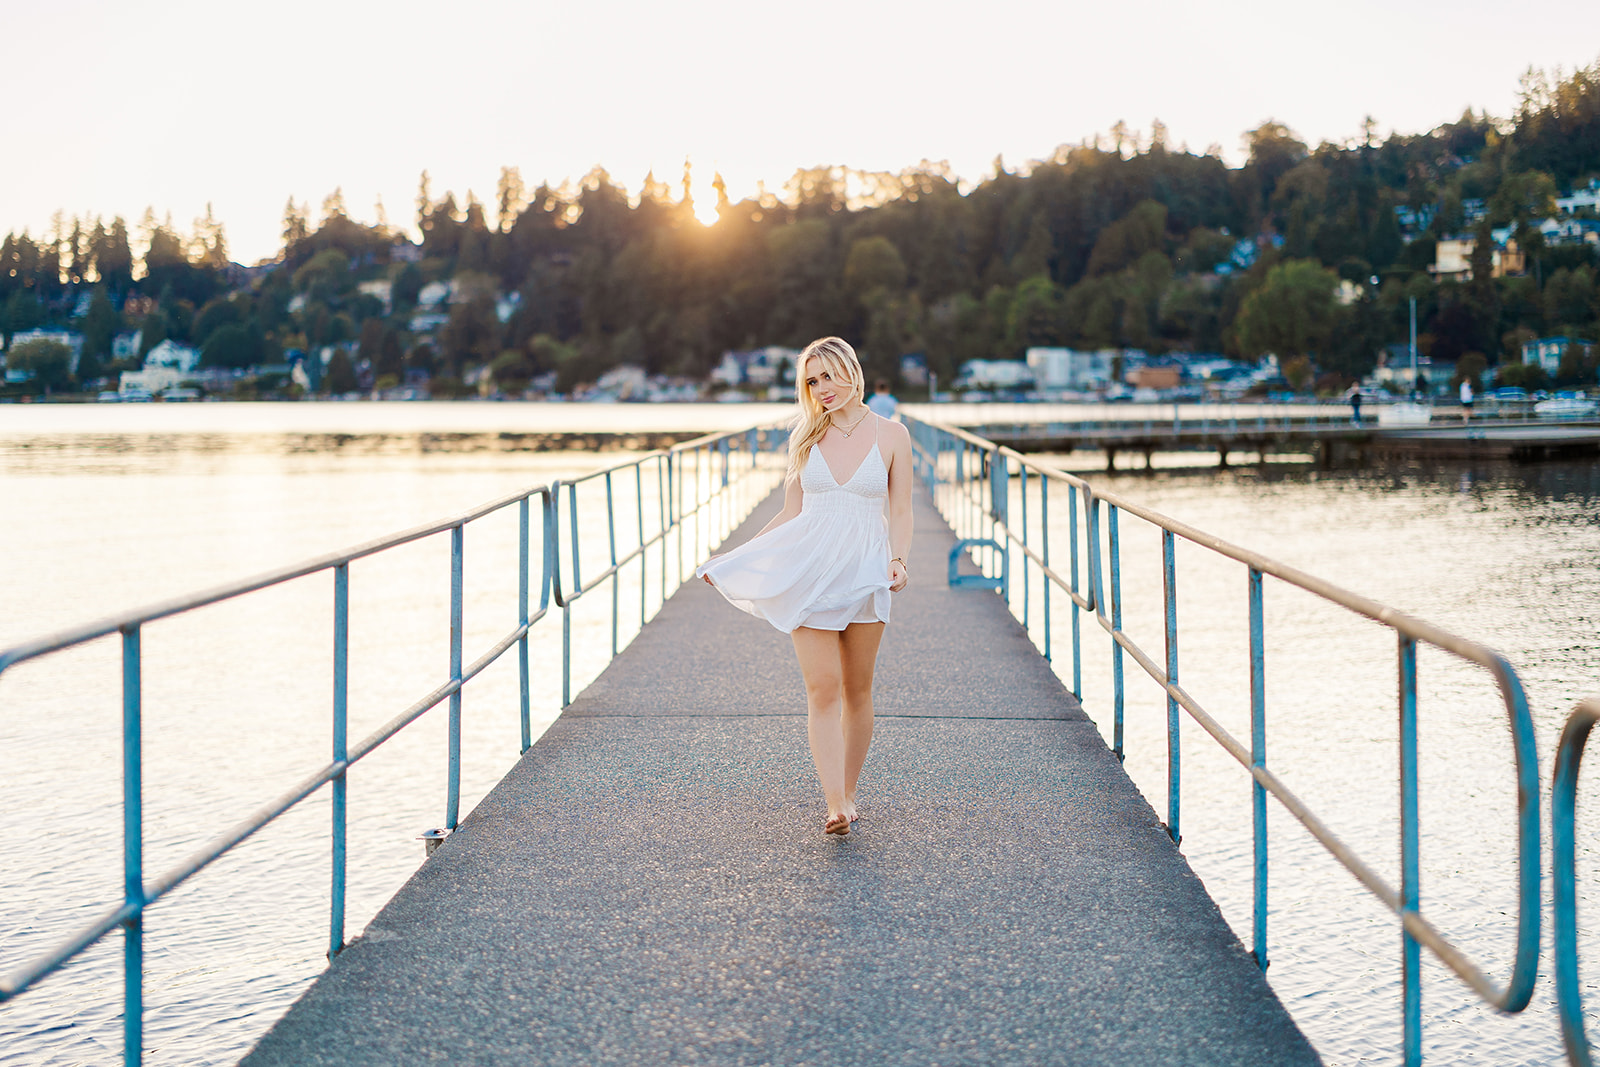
top-left (1369, 424), bottom-right (1600, 462)
top-left (973, 415), bottom-right (1600, 467)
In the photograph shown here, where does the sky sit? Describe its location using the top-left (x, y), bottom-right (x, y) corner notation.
top-left (5, 0), bottom-right (1600, 266)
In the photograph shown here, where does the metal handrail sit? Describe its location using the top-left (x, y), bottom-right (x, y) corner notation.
top-left (0, 420), bottom-right (785, 1065)
top-left (905, 414), bottom-right (1541, 1066)
top-left (1553, 698), bottom-right (1600, 1066)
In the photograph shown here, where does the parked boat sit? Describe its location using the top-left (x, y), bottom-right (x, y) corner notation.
top-left (1534, 397), bottom-right (1600, 419)
top-left (1378, 401), bottom-right (1433, 426)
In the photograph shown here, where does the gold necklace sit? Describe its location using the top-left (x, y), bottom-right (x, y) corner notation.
top-left (833, 409), bottom-right (870, 437)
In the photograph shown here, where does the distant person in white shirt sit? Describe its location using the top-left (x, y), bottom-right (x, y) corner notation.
top-left (866, 380), bottom-right (899, 419)
top-left (1460, 379), bottom-right (1474, 424)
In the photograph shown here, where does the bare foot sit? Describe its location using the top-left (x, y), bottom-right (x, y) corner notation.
top-left (824, 812), bottom-right (851, 836)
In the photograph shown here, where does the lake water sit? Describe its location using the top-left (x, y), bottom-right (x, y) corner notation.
top-left (2, 401), bottom-right (1598, 1065)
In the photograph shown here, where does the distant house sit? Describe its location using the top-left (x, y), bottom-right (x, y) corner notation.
top-left (1522, 336), bottom-right (1596, 375)
top-left (119, 366), bottom-right (186, 396)
top-left (1126, 365), bottom-right (1181, 390)
top-left (6, 329), bottom-right (86, 372)
top-left (143, 339), bottom-right (201, 372)
top-left (955, 359), bottom-right (1034, 391)
top-left (357, 279), bottom-right (394, 313)
top-left (390, 241), bottom-right (423, 263)
top-left (594, 364), bottom-right (649, 400)
top-left (1212, 237), bottom-right (1260, 277)
top-left (1025, 347), bottom-right (1113, 390)
top-left (112, 331), bottom-right (142, 361)
top-left (1394, 204), bottom-right (1436, 235)
top-left (1375, 343), bottom-right (1451, 394)
top-left (417, 280), bottom-right (457, 308)
top-left (1535, 216), bottom-right (1600, 247)
top-left (408, 311), bottom-right (450, 333)
top-left (1555, 179), bottom-right (1600, 215)
top-left (712, 346), bottom-right (799, 387)
top-left (1432, 233), bottom-right (1525, 281)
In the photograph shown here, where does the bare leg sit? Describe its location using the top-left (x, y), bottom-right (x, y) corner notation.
top-left (792, 626), bottom-right (849, 831)
top-left (838, 622), bottom-right (885, 819)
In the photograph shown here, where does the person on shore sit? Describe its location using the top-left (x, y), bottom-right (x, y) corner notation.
top-left (866, 379), bottom-right (899, 419)
top-left (1460, 378), bottom-right (1474, 424)
top-left (1345, 384), bottom-right (1363, 425)
top-left (697, 337), bottom-right (912, 836)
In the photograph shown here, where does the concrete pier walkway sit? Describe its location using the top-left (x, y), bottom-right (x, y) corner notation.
top-left (243, 486), bottom-right (1319, 1066)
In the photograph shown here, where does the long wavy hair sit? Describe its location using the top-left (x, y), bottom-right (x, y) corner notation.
top-left (786, 336), bottom-right (865, 484)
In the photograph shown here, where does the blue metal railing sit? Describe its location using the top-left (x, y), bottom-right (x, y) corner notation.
top-left (906, 415), bottom-right (1542, 1066)
top-left (0, 422), bottom-right (785, 1064)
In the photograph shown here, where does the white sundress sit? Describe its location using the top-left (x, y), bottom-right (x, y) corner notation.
top-left (695, 422), bottom-right (892, 633)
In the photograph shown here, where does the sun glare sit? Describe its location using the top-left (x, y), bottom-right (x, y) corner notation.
top-left (690, 170), bottom-right (722, 227)
top-left (692, 193), bottom-right (720, 227)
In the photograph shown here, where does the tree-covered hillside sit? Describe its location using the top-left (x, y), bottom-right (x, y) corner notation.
top-left (3, 59), bottom-right (1599, 396)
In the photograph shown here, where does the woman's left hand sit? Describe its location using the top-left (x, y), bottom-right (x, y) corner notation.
top-left (888, 559), bottom-right (908, 592)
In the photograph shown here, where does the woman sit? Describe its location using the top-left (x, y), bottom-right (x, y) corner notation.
top-left (697, 337), bottom-right (912, 836)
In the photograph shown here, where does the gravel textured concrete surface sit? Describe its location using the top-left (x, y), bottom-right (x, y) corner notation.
top-left (243, 484), bottom-right (1319, 1066)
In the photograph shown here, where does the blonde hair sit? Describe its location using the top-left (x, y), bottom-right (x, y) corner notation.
top-left (786, 336), bottom-right (865, 484)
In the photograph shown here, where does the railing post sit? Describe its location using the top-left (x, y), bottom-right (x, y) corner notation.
top-left (564, 482), bottom-right (581, 708)
top-left (677, 450), bottom-right (686, 586)
top-left (1020, 465), bottom-right (1030, 629)
top-left (1041, 475), bottom-right (1051, 663)
top-left (606, 472), bottom-right (619, 658)
top-left (447, 525), bottom-right (464, 829)
top-left (1249, 567), bottom-right (1268, 970)
top-left (330, 564), bottom-right (348, 957)
top-left (1554, 702), bottom-right (1599, 1067)
top-left (637, 465), bottom-right (648, 630)
top-left (1069, 483), bottom-right (1082, 698)
top-left (121, 625), bottom-right (143, 1067)
top-left (518, 498), bottom-right (532, 753)
top-left (992, 451), bottom-right (1009, 603)
top-left (1109, 504), bottom-right (1125, 761)
top-left (1162, 529), bottom-right (1180, 843)
top-left (721, 437), bottom-right (732, 544)
top-left (1398, 635), bottom-right (1421, 1066)
top-left (657, 457), bottom-right (668, 606)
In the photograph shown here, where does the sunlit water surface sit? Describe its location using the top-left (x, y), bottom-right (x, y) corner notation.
top-left (2, 401), bottom-right (1598, 1066)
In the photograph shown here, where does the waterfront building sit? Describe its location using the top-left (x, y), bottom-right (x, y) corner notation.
top-left (955, 358), bottom-right (1035, 391)
top-left (1025, 347), bottom-right (1113, 390)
